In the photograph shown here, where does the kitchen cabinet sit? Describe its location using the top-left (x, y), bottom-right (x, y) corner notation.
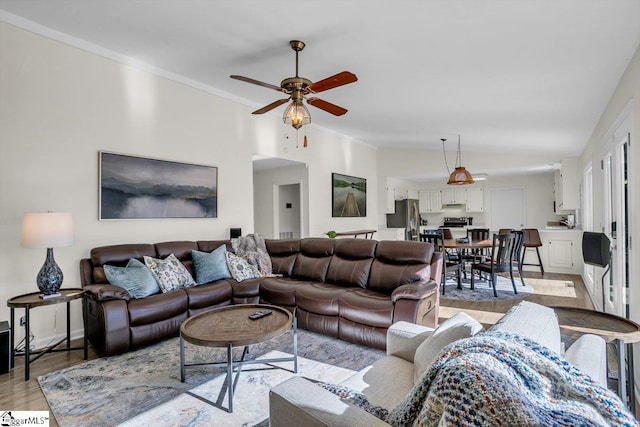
top-left (522, 230), bottom-right (582, 274)
top-left (419, 189), bottom-right (442, 213)
top-left (547, 239), bottom-right (574, 269)
top-left (465, 187), bottom-right (484, 212)
top-left (441, 187), bottom-right (467, 205)
top-left (407, 189), bottom-right (419, 199)
top-left (555, 157), bottom-right (580, 210)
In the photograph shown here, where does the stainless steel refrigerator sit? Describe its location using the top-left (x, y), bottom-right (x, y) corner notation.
top-left (386, 199), bottom-right (420, 240)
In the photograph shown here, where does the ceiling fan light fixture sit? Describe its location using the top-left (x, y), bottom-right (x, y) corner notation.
top-left (283, 101), bottom-right (311, 130)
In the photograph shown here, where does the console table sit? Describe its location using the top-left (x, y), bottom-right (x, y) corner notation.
top-left (7, 288), bottom-right (87, 381)
top-left (552, 306), bottom-right (640, 412)
top-left (334, 229), bottom-right (376, 239)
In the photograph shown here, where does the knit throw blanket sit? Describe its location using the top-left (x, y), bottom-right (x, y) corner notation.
top-left (233, 233), bottom-right (273, 276)
top-left (325, 331), bottom-right (638, 426)
top-left (388, 331), bottom-right (637, 426)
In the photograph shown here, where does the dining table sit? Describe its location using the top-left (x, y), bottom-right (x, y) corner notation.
top-left (441, 238), bottom-right (493, 279)
top-left (442, 238), bottom-right (492, 250)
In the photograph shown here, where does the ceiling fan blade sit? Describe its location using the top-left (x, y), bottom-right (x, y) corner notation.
top-left (230, 75), bottom-right (286, 92)
top-left (307, 97), bottom-right (348, 116)
top-left (307, 71), bottom-right (357, 94)
top-left (252, 98), bottom-right (290, 114)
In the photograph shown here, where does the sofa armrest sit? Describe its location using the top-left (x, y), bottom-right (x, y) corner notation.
top-left (386, 321), bottom-right (434, 363)
top-left (83, 284), bottom-right (131, 302)
top-left (490, 301), bottom-right (561, 354)
top-left (391, 281), bottom-right (437, 302)
top-left (564, 334), bottom-right (607, 387)
top-left (269, 377), bottom-right (390, 427)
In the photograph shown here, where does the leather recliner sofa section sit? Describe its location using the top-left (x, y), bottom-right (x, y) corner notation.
top-left (80, 238), bottom-right (443, 356)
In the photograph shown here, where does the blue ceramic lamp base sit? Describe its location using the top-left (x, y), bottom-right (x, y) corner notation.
top-left (37, 248), bottom-right (63, 298)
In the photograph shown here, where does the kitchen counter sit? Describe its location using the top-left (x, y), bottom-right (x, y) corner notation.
top-left (419, 227), bottom-right (584, 274)
top-left (543, 227), bottom-right (582, 231)
top-left (532, 229), bottom-right (584, 274)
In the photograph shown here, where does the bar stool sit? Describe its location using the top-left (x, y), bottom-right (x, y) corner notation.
top-left (521, 228), bottom-right (544, 274)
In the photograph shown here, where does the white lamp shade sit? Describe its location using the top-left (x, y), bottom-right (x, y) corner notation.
top-left (21, 212), bottom-right (74, 248)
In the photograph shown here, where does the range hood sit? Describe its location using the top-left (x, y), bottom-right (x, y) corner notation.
top-left (441, 203), bottom-right (466, 210)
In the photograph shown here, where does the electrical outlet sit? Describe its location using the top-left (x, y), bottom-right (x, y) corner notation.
top-left (20, 316), bottom-right (26, 326)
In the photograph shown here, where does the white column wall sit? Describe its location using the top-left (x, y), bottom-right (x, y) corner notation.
top-left (0, 22), bottom-right (378, 346)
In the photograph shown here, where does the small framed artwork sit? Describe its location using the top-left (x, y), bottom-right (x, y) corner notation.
top-left (332, 173), bottom-right (366, 217)
top-left (99, 152), bottom-right (218, 219)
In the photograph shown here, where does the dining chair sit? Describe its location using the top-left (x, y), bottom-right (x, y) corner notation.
top-left (511, 230), bottom-right (526, 286)
top-left (498, 228), bottom-right (526, 286)
top-left (433, 227), bottom-right (460, 262)
top-left (522, 228), bottom-right (544, 274)
top-left (470, 232), bottom-right (518, 297)
top-left (463, 228), bottom-right (490, 277)
top-left (420, 230), bottom-right (462, 295)
top-left (439, 228), bottom-right (453, 240)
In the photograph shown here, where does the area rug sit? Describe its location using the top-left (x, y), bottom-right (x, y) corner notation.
top-left (119, 350), bottom-right (354, 426)
top-left (38, 330), bottom-right (384, 426)
top-left (441, 274), bottom-right (534, 301)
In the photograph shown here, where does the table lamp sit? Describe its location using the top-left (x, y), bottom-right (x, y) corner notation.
top-left (21, 212), bottom-right (74, 298)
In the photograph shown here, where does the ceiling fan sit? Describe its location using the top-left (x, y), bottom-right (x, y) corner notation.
top-left (230, 40), bottom-right (357, 130)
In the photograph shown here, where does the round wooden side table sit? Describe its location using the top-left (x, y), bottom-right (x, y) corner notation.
top-left (7, 288), bottom-right (87, 381)
top-left (552, 306), bottom-right (640, 413)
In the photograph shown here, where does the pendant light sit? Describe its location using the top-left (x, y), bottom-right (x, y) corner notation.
top-left (442, 135), bottom-right (474, 185)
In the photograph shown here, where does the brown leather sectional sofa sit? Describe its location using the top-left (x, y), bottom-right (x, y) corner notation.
top-left (80, 238), bottom-right (443, 356)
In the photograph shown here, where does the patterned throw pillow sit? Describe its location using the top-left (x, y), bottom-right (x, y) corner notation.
top-left (225, 251), bottom-right (261, 282)
top-left (191, 245), bottom-right (232, 284)
top-left (144, 253), bottom-right (196, 293)
top-left (104, 258), bottom-right (160, 299)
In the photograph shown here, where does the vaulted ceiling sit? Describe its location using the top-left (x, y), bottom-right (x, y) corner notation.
top-left (1, 0), bottom-right (639, 159)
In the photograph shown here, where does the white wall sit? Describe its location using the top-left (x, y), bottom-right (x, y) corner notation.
top-left (279, 184), bottom-right (301, 239)
top-left (253, 164), bottom-right (308, 239)
top-left (481, 172), bottom-right (558, 229)
top-left (377, 147), bottom-right (562, 181)
top-left (580, 44), bottom-right (640, 313)
top-left (578, 44), bottom-right (640, 388)
top-left (416, 172), bottom-right (558, 229)
top-left (0, 22), bottom-right (377, 346)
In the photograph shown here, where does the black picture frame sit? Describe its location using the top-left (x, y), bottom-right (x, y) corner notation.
top-left (99, 152), bottom-right (218, 219)
top-left (332, 173), bottom-right (366, 217)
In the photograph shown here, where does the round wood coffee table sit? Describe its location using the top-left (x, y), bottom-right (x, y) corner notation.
top-left (179, 304), bottom-right (297, 413)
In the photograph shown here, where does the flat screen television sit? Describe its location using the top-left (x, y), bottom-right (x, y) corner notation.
top-left (582, 232), bottom-right (611, 267)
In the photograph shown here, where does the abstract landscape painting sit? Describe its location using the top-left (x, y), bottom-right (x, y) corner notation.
top-left (100, 152), bottom-right (217, 219)
top-left (332, 173), bottom-right (366, 217)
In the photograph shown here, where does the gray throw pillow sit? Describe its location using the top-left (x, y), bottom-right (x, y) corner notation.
top-left (103, 258), bottom-right (160, 299)
top-left (413, 312), bottom-right (484, 383)
top-left (192, 245), bottom-right (232, 284)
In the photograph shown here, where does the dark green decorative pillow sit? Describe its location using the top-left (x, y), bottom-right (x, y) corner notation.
top-left (103, 258), bottom-right (160, 299)
top-left (191, 245), bottom-right (232, 284)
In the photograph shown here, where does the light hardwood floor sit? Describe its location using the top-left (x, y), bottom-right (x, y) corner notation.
top-left (0, 272), bottom-right (597, 426)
